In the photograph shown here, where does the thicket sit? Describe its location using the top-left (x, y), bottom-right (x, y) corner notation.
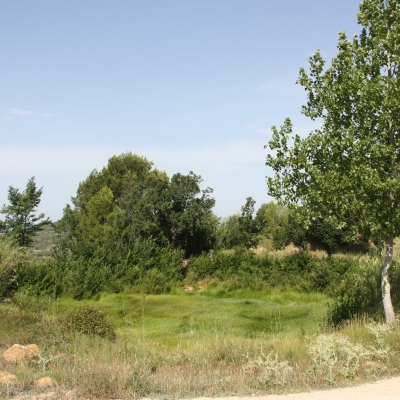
top-left (185, 248), bottom-right (400, 325)
top-left (186, 247), bottom-right (356, 293)
top-left (1, 212), bottom-right (395, 327)
top-left (19, 238), bottom-right (185, 299)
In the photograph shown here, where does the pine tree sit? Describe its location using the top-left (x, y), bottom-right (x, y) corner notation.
top-left (1, 177), bottom-right (50, 246)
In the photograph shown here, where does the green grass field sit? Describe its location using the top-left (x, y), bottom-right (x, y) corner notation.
top-left (56, 289), bottom-right (328, 344)
top-left (2, 288), bottom-right (328, 345)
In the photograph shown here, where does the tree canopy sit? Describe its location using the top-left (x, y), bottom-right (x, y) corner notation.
top-left (60, 152), bottom-right (218, 257)
top-left (265, 0), bottom-right (400, 323)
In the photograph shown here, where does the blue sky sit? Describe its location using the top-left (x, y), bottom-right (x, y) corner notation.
top-left (1, 0), bottom-right (361, 221)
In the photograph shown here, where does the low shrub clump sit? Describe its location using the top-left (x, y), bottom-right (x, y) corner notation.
top-left (61, 305), bottom-right (117, 340)
top-left (307, 321), bottom-right (394, 383)
top-left (244, 351), bottom-right (293, 387)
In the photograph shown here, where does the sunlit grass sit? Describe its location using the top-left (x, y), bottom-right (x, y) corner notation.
top-left (53, 288), bottom-right (328, 347)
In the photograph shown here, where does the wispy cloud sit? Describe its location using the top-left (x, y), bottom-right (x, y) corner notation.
top-left (4, 108), bottom-right (56, 120)
top-left (245, 124), bottom-right (270, 135)
top-left (7, 108), bottom-right (33, 116)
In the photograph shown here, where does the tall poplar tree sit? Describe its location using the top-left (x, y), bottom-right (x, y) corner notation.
top-left (265, 0), bottom-right (400, 323)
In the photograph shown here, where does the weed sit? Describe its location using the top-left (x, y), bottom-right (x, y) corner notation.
top-left (308, 333), bottom-right (368, 382)
top-left (307, 321), bottom-right (394, 384)
top-left (244, 351), bottom-right (293, 387)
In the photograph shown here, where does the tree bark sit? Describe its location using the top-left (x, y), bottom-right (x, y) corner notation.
top-left (382, 236), bottom-right (396, 324)
top-left (383, 22), bottom-right (396, 325)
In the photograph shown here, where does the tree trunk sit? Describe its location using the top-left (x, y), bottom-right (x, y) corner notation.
top-left (382, 236), bottom-right (396, 324)
top-left (383, 31), bottom-right (396, 325)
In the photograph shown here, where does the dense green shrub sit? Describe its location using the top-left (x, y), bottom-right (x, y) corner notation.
top-left (0, 236), bottom-right (28, 298)
top-left (186, 248), bottom-right (365, 299)
top-left (19, 238), bottom-right (184, 299)
top-left (18, 259), bottom-right (63, 298)
top-left (224, 261), bottom-right (266, 290)
top-left (137, 269), bottom-right (172, 294)
top-left (390, 260), bottom-right (400, 306)
top-left (188, 248), bottom-right (342, 291)
top-left (61, 305), bottom-right (116, 340)
top-left (325, 257), bottom-right (382, 326)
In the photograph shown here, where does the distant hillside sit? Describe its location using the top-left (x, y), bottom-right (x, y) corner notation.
top-left (30, 223), bottom-right (57, 258)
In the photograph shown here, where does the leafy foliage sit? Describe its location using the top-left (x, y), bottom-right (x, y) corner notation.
top-left (59, 153), bottom-right (217, 258)
top-left (118, 171), bottom-right (217, 256)
top-left (325, 257), bottom-right (383, 326)
top-left (217, 214), bottom-right (242, 249)
top-left (186, 246), bottom-right (361, 296)
top-left (217, 198), bottom-right (259, 249)
top-left (20, 238), bottom-right (185, 299)
top-left (219, 201), bottom-right (353, 253)
top-left (238, 197), bottom-right (258, 248)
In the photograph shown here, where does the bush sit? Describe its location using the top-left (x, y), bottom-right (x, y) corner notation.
top-left (19, 238), bottom-right (185, 299)
top-left (61, 305), bottom-right (116, 340)
top-left (187, 248), bottom-right (360, 294)
top-left (137, 268), bottom-right (173, 294)
top-left (325, 257), bottom-right (382, 326)
top-left (308, 323), bottom-right (392, 383)
top-left (308, 333), bottom-right (368, 382)
top-left (0, 236), bottom-right (28, 298)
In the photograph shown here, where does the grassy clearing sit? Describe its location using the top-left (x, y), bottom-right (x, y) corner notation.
top-left (58, 289), bottom-right (328, 344)
top-left (1, 289), bottom-right (399, 399)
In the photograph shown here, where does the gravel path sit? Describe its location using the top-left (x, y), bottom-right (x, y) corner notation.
top-left (191, 376), bottom-right (400, 400)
